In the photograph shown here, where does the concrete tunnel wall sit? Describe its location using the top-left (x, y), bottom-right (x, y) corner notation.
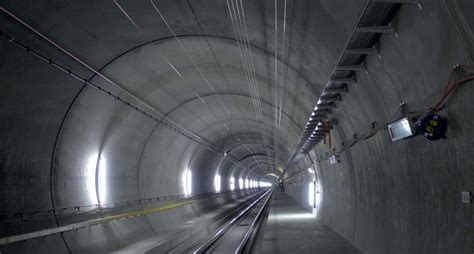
top-left (0, 0), bottom-right (473, 253)
top-left (282, 1), bottom-right (474, 254)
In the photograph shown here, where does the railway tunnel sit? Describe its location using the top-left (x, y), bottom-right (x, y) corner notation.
top-left (0, 0), bottom-right (473, 253)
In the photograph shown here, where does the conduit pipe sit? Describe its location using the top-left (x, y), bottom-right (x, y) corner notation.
top-left (0, 31), bottom-right (248, 170)
top-left (0, 7), bottom-right (234, 163)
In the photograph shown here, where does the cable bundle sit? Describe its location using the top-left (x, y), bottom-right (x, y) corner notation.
top-left (320, 64), bottom-right (474, 161)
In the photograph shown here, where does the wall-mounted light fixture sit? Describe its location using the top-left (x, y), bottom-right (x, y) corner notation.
top-left (329, 155), bottom-right (340, 165)
top-left (388, 117), bottom-right (415, 141)
top-left (461, 191), bottom-right (472, 204)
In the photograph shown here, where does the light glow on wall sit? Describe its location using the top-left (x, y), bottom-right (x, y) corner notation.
top-left (309, 181), bottom-right (315, 207)
top-left (268, 212), bottom-right (316, 221)
top-left (214, 174), bottom-right (221, 192)
top-left (245, 179), bottom-right (249, 189)
top-left (182, 168), bottom-right (192, 196)
top-left (239, 178), bottom-right (244, 189)
top-left (259, 181), bottom-right (272, 187)
top-left (315, 181), bottom-right (322, 207)
top-left (86, 155), bottom-right (98, 204)
top-left (97, 156), bottom-right (107, 204)
top-left (86, 154), bottom-right (107, 204)
top-left (229, 177), bottom-right (235, 191)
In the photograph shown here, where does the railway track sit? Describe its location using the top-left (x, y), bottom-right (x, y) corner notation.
top-left (192, 188), bottom-right (272, 254)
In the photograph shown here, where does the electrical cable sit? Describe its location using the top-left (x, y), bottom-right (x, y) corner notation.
top-left (150, 0), bottom-right (231, 116)
top-left (0, 32), bottom-right (248, 170)
top-left (319, 64), bottom-right (474, 162)
top-left (226, 0), bottom-right (275, 173)
top-left (237, 0), bottom-right (275, 169)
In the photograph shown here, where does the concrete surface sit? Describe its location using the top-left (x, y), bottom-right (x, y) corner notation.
top-left (0, 0), bottom-right (473, 253)
top-left (253, 191), bottom-right (360, 254)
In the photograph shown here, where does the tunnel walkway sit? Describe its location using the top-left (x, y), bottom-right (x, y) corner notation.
top-left (252, 191), bottom-right (361, 254)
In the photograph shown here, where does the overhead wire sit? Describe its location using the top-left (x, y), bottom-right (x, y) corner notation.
top-left (0, 6), bottom-right (203, 143)
top-left (272, 0), bottom-right (280, 174)
top-left (226, 0), bottom-right (273, 173)
top-left (150, 0), bottom-right (231, 115)
top-left (269, 0), bottom-right (289, 174)
top-left (113, 0), bottom-right (140, 30)
top-left (274, 0), bottom-right (288, 174)
top-left (236, 0), bottom-right (276, 170)
top-left (162, 55), bottom-right (222, 124)
top-left (226, 0), bottom-right (259, 119)
top-left (226, 0), bottom-right (263, 169)
top-left (164, 43), bottom-right (225, 134)
top-left (278, 0), bottom-right (287, 129)
top-left (240, 0), bottom-right (265, 120)
top-left (278, 5), bottom-right (296, 175)
top-left (149, 0), bottom-right (262, 171)
top-left (0, 34), bottom-right (248, 171)
top-left (227, 0), bottom-right (263, 120)
top-left (184, 1), bottom-right (247, 137)
top-left (236, 0), bottom-right (262, 119)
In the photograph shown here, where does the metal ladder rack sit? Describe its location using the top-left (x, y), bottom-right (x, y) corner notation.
top-left (289, 0), bottom-right (422, 163)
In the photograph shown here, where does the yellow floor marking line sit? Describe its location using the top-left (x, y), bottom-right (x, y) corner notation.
top-left (0, 196), bottom-right (210, 245)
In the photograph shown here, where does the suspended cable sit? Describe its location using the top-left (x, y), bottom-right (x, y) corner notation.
top-left (226, 0), bottom-right (260, 119)
top-left (236, 0), bottom-right (275, 168)
top-left (237, 0), bottom-right (264, 119)
top-left (321, 64), bottom-right (474, 162)
top-left (273, 0), bottom-right (288, 172)
top-left (227, 0), bottom-right (263, 120)
top-left (150, 0), bottom-right (231, 115)
top-left (113, 0), bottom-right (140, 30)
top-left (226, 0), bottom-right (272, 173)
top-left (0, 7), bottom-right (201, 142)
top-left (0, 31), bottom-right (248, 170)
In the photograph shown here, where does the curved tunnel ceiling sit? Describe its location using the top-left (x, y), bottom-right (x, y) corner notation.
top-left (0, 0), bottom-right (395, 206)
top-left (50, 1), bottom-right (325, 179)
top-left (0, 0), bottom-right (341, 211)
top-left (2, 0), bottom-right (473, 253)
top-left (92, 35), bottom-right (315, 168)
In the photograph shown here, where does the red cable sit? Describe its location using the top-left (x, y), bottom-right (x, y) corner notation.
top-left (433, 74), bottom-right (474, 112)
top-left (425, 65), bottom-right (474, 113)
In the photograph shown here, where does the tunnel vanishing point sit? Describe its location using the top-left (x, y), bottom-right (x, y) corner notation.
top-left (1, 0), bottom-right (473, 253)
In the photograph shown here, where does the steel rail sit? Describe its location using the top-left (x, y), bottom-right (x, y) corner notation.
top-left (192, 188), bottom-right (272, 254)
top-left (234, 188), bottom-right (272, 253)
top-left (0, 197), bottom-right (204, 245)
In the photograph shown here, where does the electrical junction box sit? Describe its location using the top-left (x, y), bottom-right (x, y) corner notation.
top-left (329, 155), bottom-right (339, 165)
top-left (388, 117), bottom-right (415, 141)
top-left (461, 191), bottom-right (472, 204)
top-left (415, 113), bottom-right (447, 141)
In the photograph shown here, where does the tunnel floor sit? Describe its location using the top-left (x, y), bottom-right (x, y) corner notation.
top-left (252, 192), bottom-right (361, 254)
